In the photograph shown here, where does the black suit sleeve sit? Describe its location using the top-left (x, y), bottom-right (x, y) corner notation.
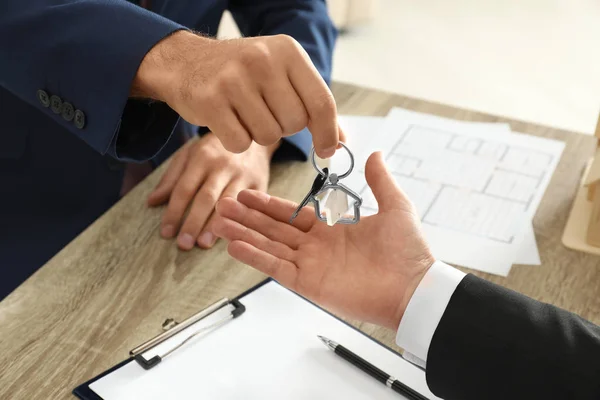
top-left (426, 274), bottom-right (600, 400)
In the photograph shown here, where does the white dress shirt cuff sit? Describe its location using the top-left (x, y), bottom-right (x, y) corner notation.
top-left (395, 261), bottom-right (466, 365)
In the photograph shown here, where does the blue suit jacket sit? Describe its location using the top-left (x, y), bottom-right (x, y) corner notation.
top-left (0, 0), bottom-right (336, 299)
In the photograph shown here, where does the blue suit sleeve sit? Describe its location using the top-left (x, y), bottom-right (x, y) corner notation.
top-left (229, 0), bottom-right (338, 162)
top-left (0, 0), bottom-right (186, 162)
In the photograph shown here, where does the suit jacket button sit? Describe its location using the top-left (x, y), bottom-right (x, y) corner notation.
top-left (37, 90), bottom-right (50, 107)
top-left (74, 110), bottom-right (86, 129)
top-left (50, 95), bottom-right (62, 114)
top-left (61, 102), bottom-right (75, 121)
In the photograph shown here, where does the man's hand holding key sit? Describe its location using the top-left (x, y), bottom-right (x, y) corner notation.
top-left (133, 31), bottom-right (346, 158)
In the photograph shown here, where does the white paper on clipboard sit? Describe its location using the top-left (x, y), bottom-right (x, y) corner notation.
top-left (89, 281), bottom-right (439, 400)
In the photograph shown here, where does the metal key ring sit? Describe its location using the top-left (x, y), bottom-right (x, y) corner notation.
top-left (310, 142), bottom-right (354, 180)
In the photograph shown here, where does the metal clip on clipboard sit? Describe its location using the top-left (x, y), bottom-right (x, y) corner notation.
top-left (130, 298), bottom-right (246, 370)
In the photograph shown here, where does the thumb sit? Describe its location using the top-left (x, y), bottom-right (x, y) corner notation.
top-left (338, 124), bottom-right (347, 144)
top-left (364, 152), bottom-right (413, 213)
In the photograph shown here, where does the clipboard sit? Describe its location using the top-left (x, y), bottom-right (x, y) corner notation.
top-left (73, 279), bottom-right (439, 400)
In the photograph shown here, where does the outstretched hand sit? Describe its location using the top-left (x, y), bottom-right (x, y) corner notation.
top-left (213, 152), bottom-right (435, 330)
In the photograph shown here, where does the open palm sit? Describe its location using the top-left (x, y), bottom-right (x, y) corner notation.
top-left (214, 152), bottom-right (434, 329)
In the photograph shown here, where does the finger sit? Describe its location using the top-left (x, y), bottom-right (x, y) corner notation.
top-left (160, 167), bottom-right (207, 238)
top-left (147, 148), bottom-right (189, 207)
top-left (177, 171), bottom-right (232, 251)
top-left (215, 196), bottom-right (304, 249)
top-left (197, 179), bottom-right (246, 249)
top-left (207, 106), bottom-right (253, 154)
top-left (228, 240), bottom-right (298, 288)
top-left (287, 55), bottom-right (338, 158)
top-left (215, 216), bottom-right (294, 261)
top-left (237, 189), bottom-right (316, 233)
top-left (231, 79), bottom-right (283, 146)
top-left (262, 76), bottom-right (308, 136)
top-left (365, 152), bottom-right (415, 213)
top-left (338, 124), bottom-right (347, 145)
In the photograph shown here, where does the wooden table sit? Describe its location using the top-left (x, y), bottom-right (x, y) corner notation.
top-left (2, 83), bottom-right (600, 399)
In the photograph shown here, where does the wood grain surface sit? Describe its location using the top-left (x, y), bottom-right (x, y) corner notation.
top-left (1, 82), bottom-right (599, 399)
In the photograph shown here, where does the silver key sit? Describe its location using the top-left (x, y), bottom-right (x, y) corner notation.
top-left (289, 168), bottom-right (329, 224)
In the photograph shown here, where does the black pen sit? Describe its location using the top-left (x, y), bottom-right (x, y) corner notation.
top-left (318, 336), bottom-right (428, 400)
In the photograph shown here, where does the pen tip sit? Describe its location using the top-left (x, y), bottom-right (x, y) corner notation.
top-left (317, 335), bottom-right (337, 351)
top-left (318, 335), bottom-right (331, 345)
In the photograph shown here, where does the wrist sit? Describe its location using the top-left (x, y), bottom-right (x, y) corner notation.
top-left (390, 255), bottom-right (436, 330)
top-left (131, 30), bottom-right (204, 101)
